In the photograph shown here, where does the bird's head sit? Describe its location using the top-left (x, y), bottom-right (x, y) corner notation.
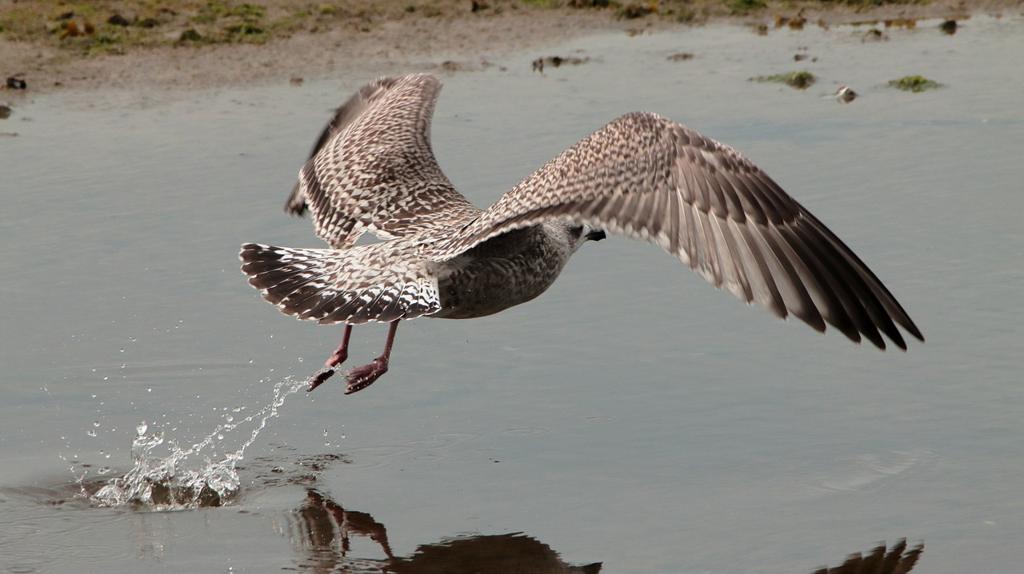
top-left (567, 223), bottom-right (606, 250)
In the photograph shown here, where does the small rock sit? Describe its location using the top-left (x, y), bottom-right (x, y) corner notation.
top-left (107, 13), bottom-right (131, 27)
top-left (56, 11), bottom-right (75, 20)
top-left (0, 103), bottom-right (11, 120)
top-left (471, 0), bottom-right (489, 12)
top-left (532, 55), bottom-right (589, 73)
top-left (834, 85), bottom-right (857, 103)
top-left (793, 53), bottom-right (808, 61)
top-left (777, 12), bottom-right (806, 30)
top-left (179, 28), bottom-right (203, 43)
top-left (6, 76), bottom-right (27, 90)
top-left (753, 23), bottom-right (769, 36)
top-left (138, 17), bottom-right (160, 28)
top-left (940, 20), bottom-right (958, 35)
top-left (617, 3), bottom-right (655, 19)
top-left (440, 60), bottom-right (461, 72)
top-left (60, 21), bottom-right (81, 38)
top-left (884, 18), bottom-right (917, 29)
top-left (289, 76), bottom-right (304, 86)
top-left (666, 52), bottom-right (694, 62)
top-left (862, 28), bottom-right (888, 42)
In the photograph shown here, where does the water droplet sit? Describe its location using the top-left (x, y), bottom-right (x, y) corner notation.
top-left (248, 359), bottom-right (254, 364)
top-left (225, 416), bottom-right (234, 423)
top-left (98, 466), bottom-right (111, 475)
top-left (103, 376), bottom-right (109, 381)
top-left (119, 348), bottom-right (125, 353)
top-left (120, 363), bottom-right (127, 369)
top-left (217, 434), bottom-right (224, 440)
top-left (137, 422), bottom-right (148, 436)
top-left (93, 421), bottom-right (101, 428)
top-left (147, 388), bottom-right (152, 393)
top-left (297, 357), bottom-right (304, 363)
top-left (87, 430), bottom-right (97, 437)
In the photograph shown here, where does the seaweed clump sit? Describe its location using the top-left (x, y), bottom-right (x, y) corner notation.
top-left (888, 75), bottom-right (941, 92)
top-left (750, 70), bottom-right (816, 90)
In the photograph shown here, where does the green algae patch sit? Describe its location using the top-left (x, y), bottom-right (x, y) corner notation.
top-left (888, 75), bottom-right (942, 92)
top-left (750, 70), bottom-right (817, 90)
top-left (728, 0), bottom-right (767, 15)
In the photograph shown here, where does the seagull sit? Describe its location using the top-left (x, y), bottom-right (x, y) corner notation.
top-left (240, 73), bottom-right (923, 394)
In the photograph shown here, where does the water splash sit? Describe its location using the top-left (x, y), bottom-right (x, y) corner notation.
top-left (91, 377), bottom-right (306, 510)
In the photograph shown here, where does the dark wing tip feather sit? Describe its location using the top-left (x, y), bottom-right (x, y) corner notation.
top-left (284, 182), bottom-right (307, 216)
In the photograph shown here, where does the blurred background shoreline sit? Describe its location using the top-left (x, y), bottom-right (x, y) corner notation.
top-left (1, 0), bottom-right (1018, 94)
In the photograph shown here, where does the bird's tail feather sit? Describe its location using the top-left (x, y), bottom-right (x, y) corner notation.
top-left (239, 243), bottom-right (441, 324)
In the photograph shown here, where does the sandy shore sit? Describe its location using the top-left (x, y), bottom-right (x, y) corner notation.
top-left (0, 0), bottom-right (1019, 95)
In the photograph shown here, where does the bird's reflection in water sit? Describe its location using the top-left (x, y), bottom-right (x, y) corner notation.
top-left (812, 539), bottom-right (923, 574)
top-left (284, 488), bottom-right (922, 574)
top-left (284, 489), bottom-right (601, 573)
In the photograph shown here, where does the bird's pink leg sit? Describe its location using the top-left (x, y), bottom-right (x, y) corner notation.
top-left (307, 325), bottom-right (353, 392)
top-left (344, 321), bottom-right (398, 395)
top-left (326, 325), bottom-right (353, 368)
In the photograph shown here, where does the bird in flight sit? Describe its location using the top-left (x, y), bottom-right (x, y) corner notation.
top-left (240, 74), bottom-right (923, 394)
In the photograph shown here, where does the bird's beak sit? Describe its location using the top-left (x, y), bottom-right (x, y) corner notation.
top-left (585, 229), bottom-right (607, 242)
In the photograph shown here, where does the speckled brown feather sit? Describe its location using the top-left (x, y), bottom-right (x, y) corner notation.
top-left (296, 74), bottom-right (479, 248)
top-left (244, 76), bottom-right (921, 347)
top-left (426, 111), bottom-right (923, 349)
top-left (240, 242), bottom-right (440, 324)
top-left (284, 78), bottom-right (397, 216)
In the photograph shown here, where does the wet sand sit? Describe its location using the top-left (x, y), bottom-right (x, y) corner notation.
top-left (1, 0), bottom-right (1018, 95)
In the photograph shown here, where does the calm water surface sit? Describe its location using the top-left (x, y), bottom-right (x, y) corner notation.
top-left (1, 16), bottom-right (1022, 573)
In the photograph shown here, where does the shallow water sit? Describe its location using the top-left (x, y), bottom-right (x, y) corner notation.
top-left (2, 15), bottom-right (1023, 573)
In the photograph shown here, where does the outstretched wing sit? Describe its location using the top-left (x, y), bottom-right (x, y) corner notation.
top-left (284, 78), bottom-right (391, 216)
top-left (292, 74), bottom-right (480, 248)
top-left (429, 112), bottom-right (923, 350)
